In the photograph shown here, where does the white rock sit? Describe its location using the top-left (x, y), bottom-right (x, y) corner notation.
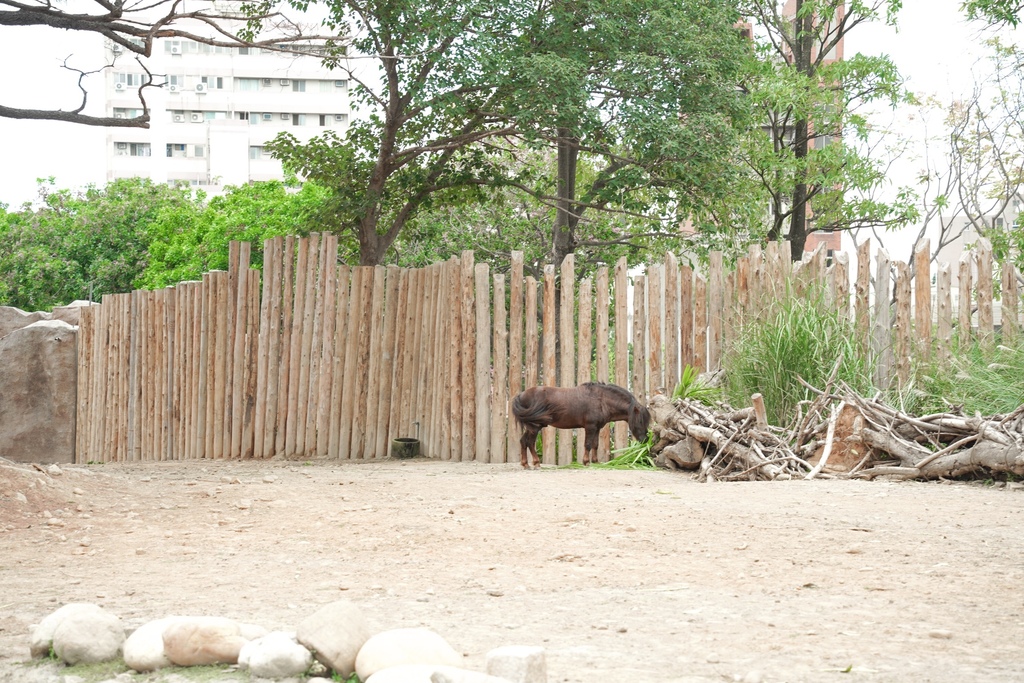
top-left (161, 616), bottom-right (250, 666)
top-left (30, 603), bottom-right (105, 658)
top-left (15, 491), bottom-right (27, 503)
top-left (365, 664), bottom-right (510, 683)
top-left (486, 645), bottom-right (546, 683)
top-left (51, 605), bottom-right (124, 664)
top-left (47, 464), bottom-right (63, 476)
top-left (355, 628), bottom-right (462, 681)
top-left (123, 617), bottom-right (183, 672)
top-left (296, 600), bottom-right (370, 678)
top-left (239, 631), bottom-right (312, 678)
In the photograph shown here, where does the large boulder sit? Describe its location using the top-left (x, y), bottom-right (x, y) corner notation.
top-left (124, 617), bottom-right (182, 672)
top-left (355, 628), bottom-right (463, 682)
top-left (161, 616), bottom-right (251, 666)
top-left (296, 600), bottom-right (370, 678)
top-left (0, 320), bottom-right (77, 463)
top-left (238, 631), bottom-right (313, 678)
top-left (0, 306), bottom-right (50, 341)
top-left (51, 607), bottom-right (125, 665)
top-left (365, 664), bottom-right (510, 683)
top-left (30, 603), bottom-right (104, 658)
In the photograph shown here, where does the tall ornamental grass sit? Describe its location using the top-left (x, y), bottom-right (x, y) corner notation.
top-left (916, 339), bottom-right (1024, 416)
top-left (724, 284), bottom-right (873, 426)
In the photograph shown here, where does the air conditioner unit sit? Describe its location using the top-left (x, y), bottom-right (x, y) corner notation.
top-left (195, 83), bottom-right (207, 93)
top-left (334, 80), bottom-right (346, 88)
top-left (262, 78), bottom-right (272, 86)
top-left (334, 114), bottom-right (345, 121)
top-left (279, 79), bottom-right (290, 85)
top-left (116, 142), bottom-right (128, 149)
top-left (170, 45), bottom-right (181, 54)
top-left (114, 82), bottom-right (125, 91)
top-left (168, 84), bottom-right (179, 93)
top-left (112, 44), bottom-right (124, 54)
top-left (173, 115), bottom-right (184, 122)
top-left (114, 113), bottom-right (125, 119)
top-left (280, 113), bottom-right (290, 120)
top-left (262, 113), bottom-right (272, 121)
top-left (191, 113), bottom-right (202, 122)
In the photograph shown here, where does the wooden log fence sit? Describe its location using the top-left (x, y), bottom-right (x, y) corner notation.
top-left (75, 235), bottom-right (1022, 464)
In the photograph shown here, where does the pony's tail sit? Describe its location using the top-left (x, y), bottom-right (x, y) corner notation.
top-left (511, 391), bottom-right (548, 429)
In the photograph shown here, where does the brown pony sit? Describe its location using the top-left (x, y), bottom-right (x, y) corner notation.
top-left (511, 382), bottom-right (650, 469)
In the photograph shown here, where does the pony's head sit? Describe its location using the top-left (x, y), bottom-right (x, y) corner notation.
top-left (629, 401), bottom-right (651, 442)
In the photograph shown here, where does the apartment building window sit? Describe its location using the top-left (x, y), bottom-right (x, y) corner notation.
top-left (115, 73), bottom-right (149, 87)
top-left (237, 78), bottom-right (260, 92)
top-left (292, 113), bottom-right (306, 126)
top-left (201, 76), bottom-right (225, 90)
top-left (113, 107), bottom-right (143, 119)
top-left (167, 75), bottom-right (185, 88)
top-left (237, 112), bottom-right (250, 121)
top-left (249, 146), bottom-right (264, 160)
top-left (204, 111), bottom-right (227, 120)
top-left (193, 145), bottom-right (205, 158)
top-left (319, 114), bottom-right (327, 127)
top-left (166, 143), bottom-right (187, 158)
top-left (292, 80), bottom-right (306, 92)
top-left (813, 134), bottom-right (833, 150)
top-left (129, 143), bottom-right (151, 157)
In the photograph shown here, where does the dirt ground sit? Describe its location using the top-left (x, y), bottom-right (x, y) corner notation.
top-left (1, 456), bottom-right (1022, 683)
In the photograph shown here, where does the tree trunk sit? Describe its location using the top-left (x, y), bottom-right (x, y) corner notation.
top-left (788, 0), bottom-right (815, 262)
top-left (550, 129), bottom-right (579, 268)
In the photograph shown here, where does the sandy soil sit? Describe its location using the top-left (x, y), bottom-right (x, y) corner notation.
top-left (1, 457), bottom-right (1023, 683)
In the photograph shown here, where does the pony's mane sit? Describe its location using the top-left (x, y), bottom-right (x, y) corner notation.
top-left (580, 382), bottom-right (635, 403)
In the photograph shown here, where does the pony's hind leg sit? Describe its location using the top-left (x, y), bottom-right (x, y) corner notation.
top-left (520, 427), bottom-right (540, 469)
top-left (582, 427), bottom-right (600, 465)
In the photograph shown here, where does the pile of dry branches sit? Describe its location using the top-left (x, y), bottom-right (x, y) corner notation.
top-left (648, 382), bottom-right (1024, 482)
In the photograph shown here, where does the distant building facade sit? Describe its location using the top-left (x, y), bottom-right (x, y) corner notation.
top-left (105, 38), bottom-right (348, 192)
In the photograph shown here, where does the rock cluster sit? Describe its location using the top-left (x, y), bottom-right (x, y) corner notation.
top-left (28, 599), bottom-right (547, 683)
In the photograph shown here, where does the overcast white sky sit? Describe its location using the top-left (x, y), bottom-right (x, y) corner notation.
top-left (0, 0), bottom-right (1014, 261)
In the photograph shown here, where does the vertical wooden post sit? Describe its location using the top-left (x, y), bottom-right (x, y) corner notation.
top-left (253, 239), bottom-right (274, 459)
top-left (431, 265), bottom-right (449, 460)
top-left (613, 257), bottom-right (629, 452)
top-left (375, 265), bottom-right (401, 457)
top-left (693, 274), bottom-right (708, 373)
top-left (680, 266), bottom-right (694, 372)
top-left (577, 276), bottom-right (593, 458)
top-left (212, 271), bottom-right (230, 458)
top-left (542, 264), bottom-right (556, 464)
top-left (855, 239), bottom-right (871, 357)
top-left (474, 263), bottom-right (491, 463)
top-left (977, 239), bottom-right (994, 351)
top-left (294, 234), bottom-right (319, 456)
top-left (834, 252), bottom-right (850, 322)
top-left (128, 293), bottom-right (142, 461)
top-left (958, 251), bottom-right (973, 351)
top-left (350, 266), bottom-right (375, 458)
top-left (303, 234), bottom-right (328, 455)
top-left (284, 236), bottom-right (309, 456)
top-left (314, 238), bottom-right (338, 455)
top-left (664, 253), bottom-right (679, 394)
top-left (223, 242), bottom-right (240, 457)
top-left (632, 275), bottom-right (646, 401)
top-left (872, 249), bottom-right (893, 390)
top-left (1002, 261), bottom-right (1019, 344)
top-left (491, 274), bottom-right (508, 463)
top-left (595, 267), bottom-right (611, 462)
top-left (75, 306), bottom-right (92, 463)
top-left (936, 262), bottom-right (953, 364)
top-left (446, 260), bottom-right (462, 461)
top-left (647, 264), bottom-right (663, 394)
top-left (707, 251), bottom-right (724, 369)
top-left (895, 261), bottom-right (912, 387)
top-left (461, 251), bottom-right (476, 461)
top-left (274, 236), bottom-right (295, 456)
top-left (525, 276), bottom-right (539, 390)
top-left (328, 266), bottom-right (352, 459)
top-left (558, 255), bottom-right (575, 466)
top-left (198, 274), bottom-right (212, 459)
top-left (506, 252), bottom-right (524, 462)
top-left (230, 242), bottom-right (251, 458)
top-left (242, 268), bottom-right (260, 458)
top-left (363, 266), bottom-right (387, 458)
top-left (913, 240), bottom-right (932, 363)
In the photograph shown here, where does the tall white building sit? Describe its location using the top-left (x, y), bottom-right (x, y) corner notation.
top-left (105, 38), bottom-right (349, 191)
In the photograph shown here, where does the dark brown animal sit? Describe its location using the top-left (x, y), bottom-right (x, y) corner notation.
top-left (511, 382), bottom-right (650, 469)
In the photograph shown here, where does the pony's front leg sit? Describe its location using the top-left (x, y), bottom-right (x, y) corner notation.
top-left (582, 427), bottom-right (600, 465)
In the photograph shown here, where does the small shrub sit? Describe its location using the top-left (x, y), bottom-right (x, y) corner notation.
top-left (672, 364), bottom-right (720, 403)
top-left (915, 338), bottom-right (1024, 415)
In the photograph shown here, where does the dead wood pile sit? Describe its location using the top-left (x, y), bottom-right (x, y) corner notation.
top-left (648, 385), bottom-right (1024, 482)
